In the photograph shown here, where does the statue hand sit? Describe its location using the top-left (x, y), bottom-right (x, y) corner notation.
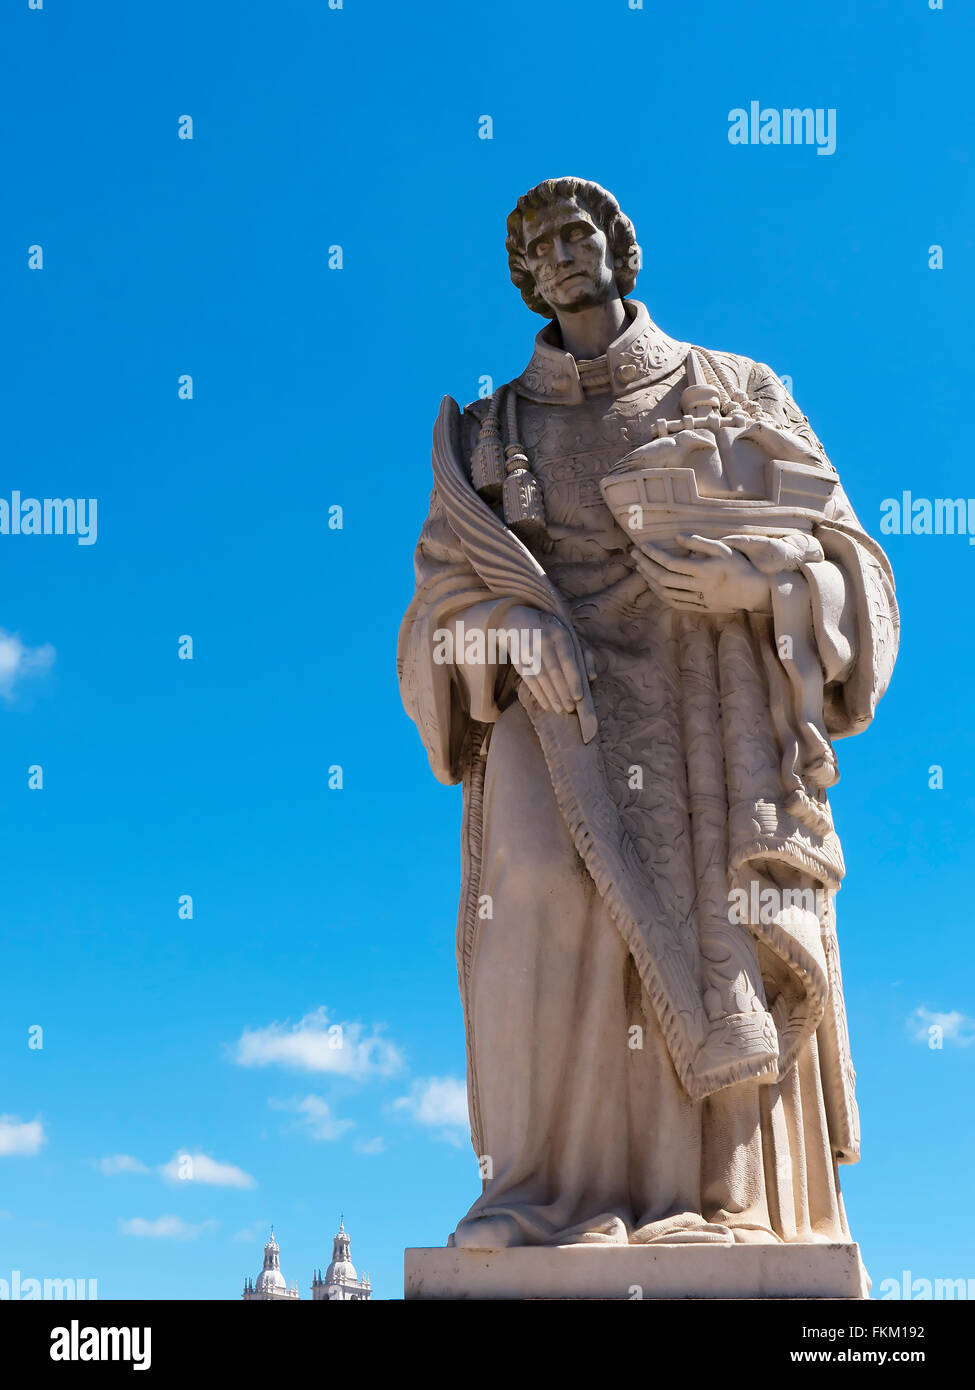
top-left (504, 605), bottom-right (596, 716)
top-left (630, 535), bottom-right (772, 615)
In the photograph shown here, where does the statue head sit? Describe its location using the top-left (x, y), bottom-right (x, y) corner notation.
top-left (505, 177), bottom-right (641, 319)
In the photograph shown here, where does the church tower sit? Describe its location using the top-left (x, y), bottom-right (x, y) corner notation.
top-left (242, 1227), bottom-right (300, 1300)
top-left (311, 1218), bottom-right (372, 1300)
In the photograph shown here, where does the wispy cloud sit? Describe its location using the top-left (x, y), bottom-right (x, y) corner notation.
top-left (394, 1077), bottom-right (469, 1146)
top-left (909, 1007), bottom-right (975, 1047)
top-left (98, 1149), bottom-right (256, 1187)
top-left (159, 1151), bottom-right (257, 1189)
top-left (269, 1095), bottom-right (354, 1143)
top-left (233, 1222), bottom-right (267, 1244)
top-left (0, 629), bottom-right (55, 702)
top-left (120, 1216), bottom-right (217, 1241)
top-left (355, 1137), bottom-right (385, 1156)
top-left (97, 1154), bottom-right (151, 1176)
top-left (0, 1115), bottom-right (46, 1157)
top-left (233, 1006), bottom-right (403, 1080)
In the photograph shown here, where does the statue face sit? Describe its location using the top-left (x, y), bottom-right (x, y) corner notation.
top-left (522, 198), bottom-right (617, 315)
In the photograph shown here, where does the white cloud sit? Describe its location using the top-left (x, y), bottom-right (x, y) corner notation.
top-left (0, 629), bottom-right (55, 701)
top-left (233, 1223), bottom-right (266, 1243)
top-left (98, 1150), bottom-right (255, 1187)
top-left (120, 1216), bottom-right (216, 1241)
top-left (909, 1007), bottom-right (975, 1047)
top-left (159, 1151), bottom-right (256, 1189)
top-left (98, 1154), bottom-right (151, 1176)
top-left (233, 1006), bottom-right (403, 1080)
top-left (270, 1095), bottom-right (355, 1143)
top-left (355, 1137), bottom-right (385, 1156)
top-left (394, 1077), bottom-right (469, 1145)
top-left (0, 1115), bottom-right (46, 1157)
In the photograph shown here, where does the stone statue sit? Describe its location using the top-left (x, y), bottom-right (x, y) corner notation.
top-left (398, 177), bottom-right (898, 1290)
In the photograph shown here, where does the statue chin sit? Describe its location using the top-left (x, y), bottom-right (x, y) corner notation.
top-left (546, 287), bottom-right (603, 315)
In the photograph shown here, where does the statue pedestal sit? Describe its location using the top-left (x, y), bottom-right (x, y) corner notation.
top-left (404, 1242), bottom-right (869, 1300)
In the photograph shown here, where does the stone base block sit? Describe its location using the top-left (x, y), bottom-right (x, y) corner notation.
top-left (404, 1242), bottom-right (869, 1300)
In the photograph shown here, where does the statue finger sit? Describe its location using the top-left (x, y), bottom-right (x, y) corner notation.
top-left (660, 575), bottom-right (708, 598)
top-left (521, 671), bottom-right (556, 713)
top-left (535, 666), bottom-right (567, 714)
top-left (678, 533), bottom-right (734, 559)
top-left (543, 657), bottom-right (574, 714)
top-left (640, 571), bottom-right (681, 605)
top-left (553, 629), bottom-right (585, 703)
top-left (664, 580), bottom-right (708, 604)
top-left (633, 544), bottom-right (699, 577)
top-left (632, 551), bottom-right (687, 584)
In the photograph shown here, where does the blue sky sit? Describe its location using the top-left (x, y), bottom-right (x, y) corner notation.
top-left (1, 0), bottom-right (972, 1300)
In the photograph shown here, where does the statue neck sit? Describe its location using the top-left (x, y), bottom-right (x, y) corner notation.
top-left (553, 295), bottom-right (628, 361)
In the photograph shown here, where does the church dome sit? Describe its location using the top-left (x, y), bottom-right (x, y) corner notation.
top-left (256, 1265), bottom-right (287, 1291)
top-left (254, 1227), bottom-right (287, 1291)
top-left (326, 1256), bottom-right (358, 1283)
top-left (324, 1218), bottom-right (357, 1283)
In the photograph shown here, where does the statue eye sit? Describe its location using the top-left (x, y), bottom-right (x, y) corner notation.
top-left (533, 240), bottom-right (552, 256)
top-left (568, 224), bottom-right (592, 242)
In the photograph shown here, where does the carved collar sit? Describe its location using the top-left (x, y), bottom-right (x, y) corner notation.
top-left (513, 299), bottom-right (688, 405)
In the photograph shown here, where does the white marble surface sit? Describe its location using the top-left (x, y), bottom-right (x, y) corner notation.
top-left (404, 1242), bottom-right (870, 1301)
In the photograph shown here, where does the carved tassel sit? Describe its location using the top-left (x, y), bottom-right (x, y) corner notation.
top-left (470, 391), bottom-right (505, 500)
top-left (501, 389), bottom-right (546, 542)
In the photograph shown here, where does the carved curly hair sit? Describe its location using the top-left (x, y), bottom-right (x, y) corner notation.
top-left (505, 177), bottom-right (641, 318)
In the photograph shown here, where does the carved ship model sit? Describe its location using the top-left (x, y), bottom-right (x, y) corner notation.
top-left (600, 350), bottom-right (836, 545)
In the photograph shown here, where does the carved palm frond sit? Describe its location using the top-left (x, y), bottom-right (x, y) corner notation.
top-left (431, 395), bottom-right (597, 743)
